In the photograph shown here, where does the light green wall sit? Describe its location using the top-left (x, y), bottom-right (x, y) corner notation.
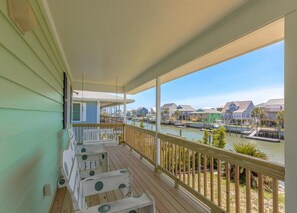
top-left (0, 0), bottom-right (68, 212)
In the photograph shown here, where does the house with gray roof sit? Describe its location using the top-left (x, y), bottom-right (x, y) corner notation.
top-left (176, 105), bottom-right (196, 120)
top-left (221, 101), bottom-right (254, 122)
top-left (136, 107), bottom-right (149, 117)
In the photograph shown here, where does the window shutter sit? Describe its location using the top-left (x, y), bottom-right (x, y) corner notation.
top-left (82, 103), bottom-right (87, 122)
top-left (63, 73), bottom-right (68, 129)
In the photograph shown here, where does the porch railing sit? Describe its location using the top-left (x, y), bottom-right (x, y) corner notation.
top-left (124, 124), bottom-right (156, 165)
top-left (72, 123), bottom-right (124, 144)
top-left (124, 124), bottom-right (285, 213)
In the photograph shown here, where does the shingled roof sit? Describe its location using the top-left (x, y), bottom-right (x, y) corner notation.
top-left (222, 101), bottom-right (253, 113)
top-left (265, 98), bottom-right (284, 106)
top-left (177, 105), bottom-right (195, 112)
top-left (161, 103), bottom-right (177, 109)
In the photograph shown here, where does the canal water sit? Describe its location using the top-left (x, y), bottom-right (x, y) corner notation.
top-left (127, 121), bottom-right (284, 164)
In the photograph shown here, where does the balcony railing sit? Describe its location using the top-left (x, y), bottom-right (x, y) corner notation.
top-left (72, 123), bottom-right (125, 144)
top-left (72, 123), bottom-right (285, 213)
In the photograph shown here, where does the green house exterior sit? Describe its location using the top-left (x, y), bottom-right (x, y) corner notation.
top-left (0, 1), bottom-right (70, 212)
top-left (207, 112), bottom-right (222, 124)
top-left (192, 109), bottom-right (222, 124)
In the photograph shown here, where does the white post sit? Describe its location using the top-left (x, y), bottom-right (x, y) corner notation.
top-left (124, 93), bottom-right (127, 124)
top-left (285, 11), bottom-right (297, 211)
top-left (156, 77), bottom-right (161, 169)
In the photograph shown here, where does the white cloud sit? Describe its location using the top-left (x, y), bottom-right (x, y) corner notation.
top-left (171, 85), bottom-right (284, 109)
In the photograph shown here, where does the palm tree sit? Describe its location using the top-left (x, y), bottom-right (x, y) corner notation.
top-left (162, 108), bottom-right (170, 120)
top-left (232, 143), bottom-right (268, 188)
top-left (277, 110), bottom-right (284, 128)
top-left (251, 107), bottom-right (265, 136)
top-left (276, 110), bottom-right (284, 139)
top-left (233, 143), bottom-right (267, 159)
top-left (174, 110), bottom-right (181, 120)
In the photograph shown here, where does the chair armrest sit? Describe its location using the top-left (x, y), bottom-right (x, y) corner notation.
top-left (76, 144), bottom-right (105, 153)
top-left (75, 151), bottom-right (107, 163)
top-left (85, 192), bottom-right (155, 213)
top-left (82, 169), bottom-right (131, 197)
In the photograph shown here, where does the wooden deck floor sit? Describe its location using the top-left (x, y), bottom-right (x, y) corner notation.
top-left (50, 145), bottom-right (209, 213)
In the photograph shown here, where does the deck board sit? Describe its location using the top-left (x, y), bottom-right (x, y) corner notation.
top-left (50, 145), bottom-right (209, 213)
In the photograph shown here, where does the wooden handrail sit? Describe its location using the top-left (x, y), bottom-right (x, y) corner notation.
top-left (124, 123), bottom-right (285, 213)
top-left (73, 123), bottom-right (124, 127)
top-left (158, 132), bottom-right (284, 180)
top-left (123, 124), bottom-right (156, 136)
top-left (125, 124), bottom-right (284, 180)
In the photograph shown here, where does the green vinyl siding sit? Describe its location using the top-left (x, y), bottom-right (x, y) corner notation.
top-left (0, 1), bottom-right (69, 212)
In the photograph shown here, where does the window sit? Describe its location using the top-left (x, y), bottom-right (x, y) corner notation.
top-left (229, 103), bottom-right (237, 111)
top-left (73, 102), bottom-right (86, 122)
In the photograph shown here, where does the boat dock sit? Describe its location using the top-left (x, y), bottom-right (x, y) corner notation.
top-left (245, 135), bottom-right (281, 142)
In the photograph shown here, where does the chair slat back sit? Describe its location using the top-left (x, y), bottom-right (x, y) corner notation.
top-left (69, 135), bottom-right (77, 151)
top-left (71, 161), bottom-right (84, 210)
top-left (62, 150), bottom-right (84, 211)
top-left (61, 149), bottom-right (73, 180)
top-left (67, 128), bottom-right (75, 139)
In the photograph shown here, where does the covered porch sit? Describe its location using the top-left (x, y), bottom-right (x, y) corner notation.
top-left (1, 0), bottom-right (297, 212)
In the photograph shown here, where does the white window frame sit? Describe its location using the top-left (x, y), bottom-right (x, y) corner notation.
top-left (73, 102), bottom-right (86, 122)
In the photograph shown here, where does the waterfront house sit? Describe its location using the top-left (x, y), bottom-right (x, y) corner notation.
top-left (190, 108), bottom-right (222, 124)
top-left (2, 0), bottom-right (296, 212)
top-left (136, 107), bottom-right (149, 117)
top-left (73, 91), bottom-right (134, 123)
top-left (256, 98), bottom-right (284, 125)
top-left (264, 98), bottom-right (284, 120)
top-left (176, 105), bottom-right (196, 120)
top-left (222, 101), bottom-right (254, 123)
top-left (161, 103), bottom-right (177, 120)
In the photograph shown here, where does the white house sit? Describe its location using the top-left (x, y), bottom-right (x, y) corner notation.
top-left (264, 98), bottom-right (284, 120)
top-left (161, 103), bottom-right (177, 120)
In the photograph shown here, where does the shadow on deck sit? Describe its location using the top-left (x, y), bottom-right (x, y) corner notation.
top-left (50, 145), bottom-right (209, 213)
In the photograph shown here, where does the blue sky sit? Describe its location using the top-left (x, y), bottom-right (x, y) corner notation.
top-left (127, 41), bottom-right (284, 110)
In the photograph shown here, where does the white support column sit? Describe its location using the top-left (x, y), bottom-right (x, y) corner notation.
top-left (285, 11), bottom-right (297, 212)
top-left (155, 77), bottom-right (161, 169)
top-left (123, 93), bottom-right (127, 124)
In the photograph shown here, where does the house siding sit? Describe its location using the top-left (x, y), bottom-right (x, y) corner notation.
top-left (0, 1), bottom-right (68, 212)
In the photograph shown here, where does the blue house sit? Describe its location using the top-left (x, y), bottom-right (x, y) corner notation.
top-left (73, 91), bottom-right (134, 123)
top-left (136, 107), bottom-right (149, 117)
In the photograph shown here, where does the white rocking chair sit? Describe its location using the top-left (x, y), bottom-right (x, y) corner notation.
top-left (61, 149), bottom-right (155, 213)
top-left (58, 128), bottom-right (110, 188)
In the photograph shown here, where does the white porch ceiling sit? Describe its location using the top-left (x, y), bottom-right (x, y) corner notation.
top-left (44, 0), bottom-right (248, 93)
